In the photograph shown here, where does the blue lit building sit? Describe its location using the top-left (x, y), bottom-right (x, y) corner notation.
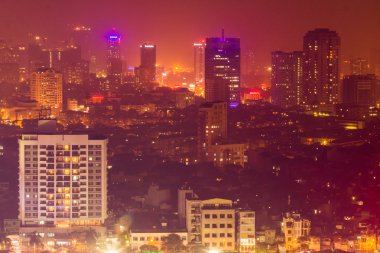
top-left (106, 30), bottom-right (123, 85)
top-left (205, 31), bottom-right (240, 106)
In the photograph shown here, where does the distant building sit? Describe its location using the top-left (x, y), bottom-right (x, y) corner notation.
top-left (350, 58), bottom-right (370, 75)
top-left (342, 74), bottom-right (379, 106)
top-left (271, 51), bottom-right (303, 107)
top-left (197, 101), bottom-right (227, 161)
top-left (186, 198), bottom-right (236, 251)
top-left (205, 31), bottom-right (240, 105)
top-left (30, 68), bottom-right (63, 117)
top-left (281, 212), bottom-right (311, 251)
top-left (237, 210), bottom-right (256, 253)
top-left (178, 185), bottom-right (197, 226)
top-left (174, 88), bottom-right (195, 109)
top-left (208, 142), bottom-right (247, 168)
top-left (137, 43), bottom-right (156, 83)
top-left (106, 30), bottom-right (122, 85)
top-left (302, 28), bottom-right (340, 111)
top-left (194, 42), bottom-right (205, 85)
top-left (130, 230), bottom-right (188, 251)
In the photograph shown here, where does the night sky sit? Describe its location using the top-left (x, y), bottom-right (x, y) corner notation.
top-left (0, 0), bottom-right (379, 69)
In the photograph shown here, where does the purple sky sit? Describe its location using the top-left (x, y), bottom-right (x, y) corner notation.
top-left (1, 0), bottom-right (379, 69)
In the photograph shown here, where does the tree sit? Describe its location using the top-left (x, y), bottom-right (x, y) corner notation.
top-left (161, 234), bottom-right (186, 253)
top-left (29, 232), bottom-right (43, 248)
top-left (84, 228), bottom-right (98, 249)
top-left (140, 244), bottom-right (159, 253)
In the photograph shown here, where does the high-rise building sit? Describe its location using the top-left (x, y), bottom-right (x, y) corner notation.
top-left (205, 31), bottom-right (240, 105)
top-left (342, 74), bottom-right (379, 106)
top-left (106, 30), bottom-right (122, 85)
top-left (302, 28), bottom-right (340, 109)
top-left (350, 58), bottom-right (370, 75)
top-left (197, 101), bottom-right (227, 161)
top-left (194, 42), bottom-right (205, 85)
top-left (18, 120), bottom-right (108, 227)
top-left (271, 51), bottom-right (303, 107)
top-left (30, 68), bottom-right (63, 116)
top-left (136, 43), bottom-right (156, 83)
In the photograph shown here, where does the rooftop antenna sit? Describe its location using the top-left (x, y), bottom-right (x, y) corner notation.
top-left (221, 28), bottom-right (225, 40)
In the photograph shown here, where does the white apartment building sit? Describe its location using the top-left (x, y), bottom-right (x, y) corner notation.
top-left (186, 198), bottom-right (235, 252)
top-left (19, 130), bottom-right (108, 227)
top-left (237, 210), bottom-right (255, 253)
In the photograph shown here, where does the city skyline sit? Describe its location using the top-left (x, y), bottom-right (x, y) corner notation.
top-left (0, 0), bottom-right (379, 70)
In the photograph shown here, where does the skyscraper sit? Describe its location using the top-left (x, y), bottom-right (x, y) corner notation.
top-left (271, 51), bottom-right (303, 107)
top-left (18, 120), bottom-right (108, 227)
top-left (193, 42), bottom-right (205, 85)
top-left (106, 30), bottom-right (122, 85)
top-left (342, 74), bottom-right (379, 106)
top-left (350, 58), bottom-right (370, 75)
top-left (30, 68), bottom-right (63, 117)
top-left (136, 43), bottom-right (156, 83)
top-left (205, 31), bottom-right (240, 105)
top-left (197, 101), bottom-right (227, 160)
top-left (302, 28), bottom-right (340, 109)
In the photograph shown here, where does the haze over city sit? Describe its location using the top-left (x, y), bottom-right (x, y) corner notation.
top-left (1, 1), bottom-right (380, 253)
top-left (0, 0), bottom-right (379, 68)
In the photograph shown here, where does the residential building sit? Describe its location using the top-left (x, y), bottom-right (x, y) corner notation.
top-left (186, 198), bottom-right (235, 251)
top-left (30, 68), bottom-right (63, 117)
top-left (302, 28), bottom-right (340, 111)
top-left (237, 210), bottom-right (255, 253)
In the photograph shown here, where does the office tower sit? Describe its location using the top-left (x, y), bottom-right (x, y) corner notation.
top-left (70, 25), bottom-right (91, 60)
top-left (205, 31), bottom-right (240, 105)
top-left (30, 68), bottom-right (63, 117)
top-left (136, 43), bottom-right (156, 83)
top-left (63, 60), bottom-right (90, 85)
top-left (342, 74), bottom-right (379, 106)
top-left (197, 101), bottom-right (227, 160)
top-left (350, 58), bottom-right (370, 75)
top-left (106, 30), bottom-right (122, 85)
top-left (237, 211), bottom-right (256, 253)
top-left (186, 198), bottom-right (235, 251)
top-left (18, 120), bottom-right (108, 227)
top-left (302, 28), bottom-right (340, 109)
top-left (271, 51), bottom-right (303, 107)
top-left (193, 41), bottom-right (205, 85)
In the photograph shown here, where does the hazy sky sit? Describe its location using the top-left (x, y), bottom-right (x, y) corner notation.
top-left (0, 0), bottom-right (379, 69)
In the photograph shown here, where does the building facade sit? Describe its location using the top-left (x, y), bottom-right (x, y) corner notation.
top-left (30, 68), bottom-right (63, 117)
top-left (18, 127), bottom-right (108, 227)
top-left (186, 198), bottom-right (235, 252)
top-left (205, 32), bottom-right (240, 105)
top-left (197, 102), bottom-right (227, 161)
top-left (194, 42), bottom-right (205, 85)
top-left (237, 210), bottom-right (255, 253)
top-left (271, 51), bottom-right (303, 107)
top-left (302, 28), bottom-right (340, 111)
top-left (106, 30), bottom-right (122, 85)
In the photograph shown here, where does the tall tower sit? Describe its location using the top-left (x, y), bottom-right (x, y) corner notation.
top-left (30, 68), bottom-right (63, 117)
top-left (271, 51), bottom-right (303, 107)
top-left (197, 101), bottom-right (227, 161)
top-left (205, 31), bottom-right (240, 106)
top-left (106, 30), bottom-right (122, 85)
top-left (138, 43), bottom-right (156, 83)
top-left (193, 41), bottom-right (205, 85)
top-left (18, 121), bottom-right (108, 227)
top-left (302, 28), bottom-right (340, 109)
